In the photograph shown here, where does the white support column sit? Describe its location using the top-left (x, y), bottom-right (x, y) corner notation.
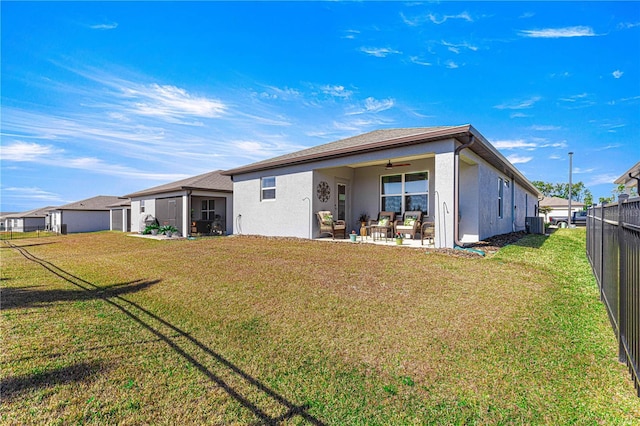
top-left (182, 194), bottom-right (190, 237)
top-left (434, 152), bottom-right (455, 248)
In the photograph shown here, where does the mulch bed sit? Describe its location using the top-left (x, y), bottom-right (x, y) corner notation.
top-left (428, 231), bottom-right (529, 258)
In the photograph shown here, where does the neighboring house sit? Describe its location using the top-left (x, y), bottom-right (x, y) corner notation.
top-left (538, 196), bottom-right (585, 221)
top-left (614, 161), bottom-right (640, 194)
top-left (124, 170), bottom-right (233, 237)
top-left (0, 212), bottom-right (18, 231)
top-left (49, 196), bottom-right (122, 234)
top-left (222, 124), bottom-right (541, 248)
top-left (1, 206), bottom-right (54, 232)
top-left (107, 198), bottom-right (132, 232)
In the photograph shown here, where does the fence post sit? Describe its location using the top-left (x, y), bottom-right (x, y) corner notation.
top-left (617, 194), bottom-right (629, 364)
top-left (600, 204), bottom-right (605, 301)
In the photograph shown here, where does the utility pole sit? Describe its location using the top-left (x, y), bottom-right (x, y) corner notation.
top-left (568, 152), bottom-right (574, 227)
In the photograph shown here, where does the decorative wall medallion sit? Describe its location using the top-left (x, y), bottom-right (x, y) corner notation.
top-left (317, 181), bottom-right (331, 202)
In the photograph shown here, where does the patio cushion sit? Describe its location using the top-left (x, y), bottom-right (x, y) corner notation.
top-left (378, 217), bottom-right (390, 226)
top-left (322, 214), bottom-right (333, 225)
top-left (404, 218), bottom-right (416, 226)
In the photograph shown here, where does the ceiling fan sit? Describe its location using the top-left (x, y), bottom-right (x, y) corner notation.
top-left (384, 160), bottom-right (411, 169)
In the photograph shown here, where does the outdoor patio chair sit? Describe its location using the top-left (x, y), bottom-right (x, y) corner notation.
top-left (316, 211), bottom-right (346, 239)
top-left (421, 221), bottom-right (435, 246)
top-left (368, 211), bottom-right (396, 240)
top-left (394, 211), bottom-right (423, 240)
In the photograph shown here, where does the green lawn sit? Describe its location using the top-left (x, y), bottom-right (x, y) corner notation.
top-left (1, 230), bottom-right (638, 424)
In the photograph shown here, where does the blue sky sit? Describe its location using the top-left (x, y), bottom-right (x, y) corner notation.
top-left (1, 1), bottom-right (638, 212)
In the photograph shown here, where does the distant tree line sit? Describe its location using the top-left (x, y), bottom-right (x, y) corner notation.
top-left (532, 181), bottom-right (593, 208)
top-left (533, 180), bottom-right (638, 207)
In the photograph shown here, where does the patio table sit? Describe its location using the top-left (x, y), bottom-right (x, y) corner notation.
top-left (370, 225), bottom-right (392, 242)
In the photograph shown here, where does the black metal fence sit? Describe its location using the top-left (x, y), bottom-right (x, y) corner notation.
top-left (0, 226), bottom-right (58, 240)
top-left (587, 195), bottom-right (640, 396)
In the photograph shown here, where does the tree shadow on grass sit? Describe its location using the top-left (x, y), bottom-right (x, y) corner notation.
top-left (1, 279), bottom-right (160, 310)
top-left (1, 240), bottom-right (59, 249)
top-left (5, 241), bottom-right (326, 425)
top-left (0, 361), bottom-right (104, 400)
top-left (511, 233), bottom-right (549, 249)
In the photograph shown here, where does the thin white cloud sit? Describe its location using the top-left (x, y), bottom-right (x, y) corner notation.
top-left (347, 97), bottom-right (395, 115)
top-left (573, 167), bottom-right (596, 174)
top-left (494, 96), bottom-right (541, 110)
top-left (124, 83), bottom-right (226, 120)
top-left (550, 71), bottom-right (571, 79)
top-left (0, 141), bottom-right (60, 161)
top-left (259, 85), bottom-right (301, 101)
top-left (1, 141), bottom-right (188, 181)
top-left (409, 56), bottom-right (432, 66)
top-left (446, 60), bottom-right (459, 69)
top-left (89, 22), bottom-right (118, 30)
top-left (558, 93), bottom-right (595, 109)
top-left (612, 70), bottom-right (623, 79)
top-left (519, 26), bottom-right (596, 38)
top-left (617, 22), bottom-right (640, 30)
top-left (506, 154), bottom-right (533, 164)
top-left (320, 85), bottom-right (353, 98)
top-left (234, 140), bottom-right (268, 152)
top-left (427, 12), bottom-right (473, 25)
top-left (364, 97), bottom-right (394, 113)
top-left (530, 125), bottom-right (561, 131)
top-left (587, 173), bottom-right (620, 186)
top-left (324, 115), bottom-right (394, 136)
top-left (359, 47), bottom-right (402, 57)
top-left (2, 186), bottom-right (66, 203)
top-left (342, 29), bottom-right (360, 39)
top-left (540, 142), bottom-right (568, 149)
top-left (510, 113), bottom-right (530, 118)
top-left (493, 140), bottom-right (538, 150)
top-left (596, 143), bottom-right (622, 151)
top-left (442, 40), bottom-right (478, 54)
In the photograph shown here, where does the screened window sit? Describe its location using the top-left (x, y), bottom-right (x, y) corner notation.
top-left (261, 176), bottom-right (276, 200)
top-left (140, 200), bottom-right (145, 213)
top-left (201, 200), bottom-right (216, 220)
top-left (381, 172), bottom-right (428, 216)
top-left (498, 178), bottom-right (504, 218)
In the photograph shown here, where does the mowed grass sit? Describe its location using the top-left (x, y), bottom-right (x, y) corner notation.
top-left (1, 229), bottom-right (638, 424)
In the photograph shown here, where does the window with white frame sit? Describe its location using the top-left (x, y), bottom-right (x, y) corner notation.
top-left (140, 200), bottom-right (146, 213)
top-left (201, 200), bottom-right (216, 220)
top-left (261, 176), bottom-right (276, 200)
top-left (381, 172), bottom-right (429, 217)
top-left (498, 177), bottom-right (504, 218)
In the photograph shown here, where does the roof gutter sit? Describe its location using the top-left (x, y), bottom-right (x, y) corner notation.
top-left (454, 134), bottom-right (475, 248)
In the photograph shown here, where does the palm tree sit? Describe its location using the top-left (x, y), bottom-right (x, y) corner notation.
top-left (539, 206), bottom-right (553, 222)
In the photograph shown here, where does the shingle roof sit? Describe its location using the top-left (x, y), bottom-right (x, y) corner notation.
top-left (221, 124), bottom-right (542, 197)
top-left (124, 170), bottom-right (232, 198)
top-left (52, 196), bottom-right (123, 211)
top-left (539, 196), bottom-right (585, 208)
top-left (4, 206), bottom-right (56, 219)
top-left (222, 126), bottom-right (461, 175)
top-left (106, 199), bottom-right (131, 208)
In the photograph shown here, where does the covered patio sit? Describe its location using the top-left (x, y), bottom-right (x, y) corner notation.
top-left (315, 233), bottom-right (435, 248)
